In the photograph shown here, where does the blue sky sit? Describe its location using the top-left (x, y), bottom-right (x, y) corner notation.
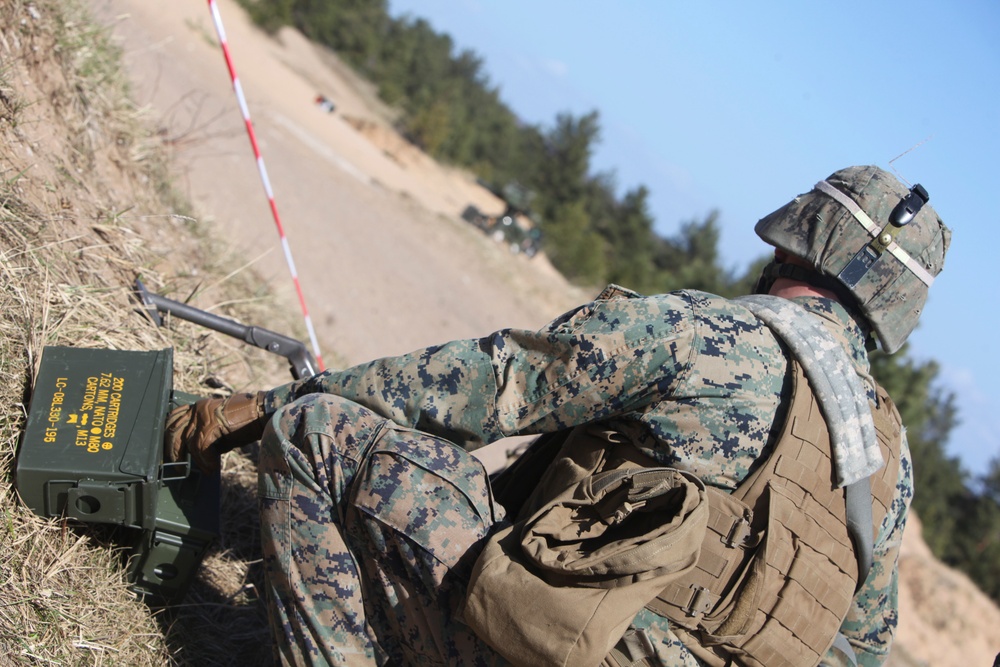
top-left (387, 0), bottom-right (1000, 475)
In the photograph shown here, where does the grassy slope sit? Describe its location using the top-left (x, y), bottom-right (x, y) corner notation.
top-left (1, 1), bottom-right (294, 663)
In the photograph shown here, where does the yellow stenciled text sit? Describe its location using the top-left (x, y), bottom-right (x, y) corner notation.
top-left (43, 378), bottom-right (69, 442)
top-left (66, 372), bottom-right (126, 453)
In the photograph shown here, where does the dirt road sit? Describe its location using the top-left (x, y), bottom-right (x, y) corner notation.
top-left (89, 0), bottom-right (587, 469)
top-left (89, 0), bottom-right (583, 370)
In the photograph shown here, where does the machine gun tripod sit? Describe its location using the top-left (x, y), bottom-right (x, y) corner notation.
top-left (133, 278), bottom-right (317, 381)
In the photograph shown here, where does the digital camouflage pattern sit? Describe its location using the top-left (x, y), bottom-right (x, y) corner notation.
top-left (266, 287), bottom-right (795, 490)
top-left (754, 165), bottom-right (951, 354)
top-left (259, 393), bottom-right (506, 665)
top-left (261, 287), bottom-right (910, 666)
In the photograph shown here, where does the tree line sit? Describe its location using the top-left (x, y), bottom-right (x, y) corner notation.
top-left (238, 0), bottom-right (1000, 603)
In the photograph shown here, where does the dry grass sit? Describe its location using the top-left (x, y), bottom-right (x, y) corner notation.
top-left (1, 1), bottom-right (302, 664)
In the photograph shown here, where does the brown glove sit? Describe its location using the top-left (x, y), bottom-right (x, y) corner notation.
top-left (164, 391), bottom-right (268, 473)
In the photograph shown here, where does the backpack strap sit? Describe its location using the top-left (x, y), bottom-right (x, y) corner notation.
top-left (845, 477), bottom-right (874, 591)
top-left (735, 295), bottom-right (883, 487)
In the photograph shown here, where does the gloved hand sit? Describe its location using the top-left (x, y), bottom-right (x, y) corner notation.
top-left (164, 391), bottom-right (268, 473)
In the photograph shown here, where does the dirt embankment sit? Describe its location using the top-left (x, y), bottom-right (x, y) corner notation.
top-left (88, 0), bottom-right (585, 370)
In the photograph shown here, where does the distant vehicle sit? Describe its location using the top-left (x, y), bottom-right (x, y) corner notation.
top-left (462, 180), bottom-right (542, 258)
top-left (315, 94), bottom-right (336, 114)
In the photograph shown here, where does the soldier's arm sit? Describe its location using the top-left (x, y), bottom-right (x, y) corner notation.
top-left (262, 291), bottom-right (699, 450)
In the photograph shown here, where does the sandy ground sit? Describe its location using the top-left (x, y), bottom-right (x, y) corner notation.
top-left (89, 2), bottom-right (1000, 664)
top-left (89, 0), bottom-right (586, 470)
top-left (89, 0), bottom-right (583, 364)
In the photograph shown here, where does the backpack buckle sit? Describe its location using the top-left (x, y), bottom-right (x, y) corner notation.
top-left (683, 586), bottom-right (716, 618)
top-left (725, 516), bottom-right (753, 548)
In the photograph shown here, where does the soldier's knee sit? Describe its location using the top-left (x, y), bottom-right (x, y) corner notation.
top-left (272, 393), bottom-right (383, 446)
top-left (262, 393), bottom-right (390, 476)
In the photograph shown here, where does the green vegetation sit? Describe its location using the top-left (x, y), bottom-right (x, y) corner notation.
top-left (873, 349), bottom-right (1000, 602)
top-left (240, 0), bottom-right (1000, 605)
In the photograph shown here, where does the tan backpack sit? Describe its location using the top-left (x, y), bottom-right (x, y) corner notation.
top-left (463, 425), bottom-right (710, 666)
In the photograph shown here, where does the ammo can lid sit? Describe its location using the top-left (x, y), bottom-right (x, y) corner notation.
top-left (17, 346), bottom-right (173, 518)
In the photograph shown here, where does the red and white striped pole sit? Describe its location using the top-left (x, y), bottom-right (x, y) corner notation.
top-left (206, 0), bottom-right (325, 371)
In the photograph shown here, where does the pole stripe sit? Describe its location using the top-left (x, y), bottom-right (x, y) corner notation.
top-left (206, 0), bottom-right (325, 370)
top-left (280, 237), bottom-right (298, 277)
top-left (258, 158), bottom-right (275, 199)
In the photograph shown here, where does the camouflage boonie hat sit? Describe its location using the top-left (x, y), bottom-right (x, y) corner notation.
top-left (755, 165), bottom-right (951, 354)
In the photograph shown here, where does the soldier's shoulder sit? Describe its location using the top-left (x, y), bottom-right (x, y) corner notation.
top-left (588, 287), bottom-right (773, 332)
top-left (679, 290), bottom-right (767, 323)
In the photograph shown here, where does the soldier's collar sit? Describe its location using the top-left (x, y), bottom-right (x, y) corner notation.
top-left (790, 297), bottom-right (870, 371)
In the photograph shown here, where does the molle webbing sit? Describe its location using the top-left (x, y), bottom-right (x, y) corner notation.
top-left (646, 363), bottom-right (901, 667)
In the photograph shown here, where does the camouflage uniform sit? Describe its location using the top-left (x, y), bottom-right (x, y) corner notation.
top-left (259, 287), bottom-right (910, 666)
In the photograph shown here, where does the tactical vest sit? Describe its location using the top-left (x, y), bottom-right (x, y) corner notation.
top-left (643, 360), bottom-right (903, 667)
top-left (482, 293), bottom-right (905, 667)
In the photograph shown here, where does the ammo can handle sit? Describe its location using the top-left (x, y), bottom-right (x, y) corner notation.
top-left (133, 278), bottom-right (317, 380)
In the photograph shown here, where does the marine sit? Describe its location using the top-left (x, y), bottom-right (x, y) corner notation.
top-left (166, 165), bottom-right (951, 666)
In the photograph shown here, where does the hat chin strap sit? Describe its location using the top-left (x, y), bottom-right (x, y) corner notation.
top-left (753, 261), bottom-right (839, 295)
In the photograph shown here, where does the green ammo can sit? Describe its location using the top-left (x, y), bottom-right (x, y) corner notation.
top-left (17, 346), bottom-right (220, 604)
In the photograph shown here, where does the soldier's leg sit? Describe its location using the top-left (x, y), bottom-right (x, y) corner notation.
top-left (258, 393), bottom-right (506, 666)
